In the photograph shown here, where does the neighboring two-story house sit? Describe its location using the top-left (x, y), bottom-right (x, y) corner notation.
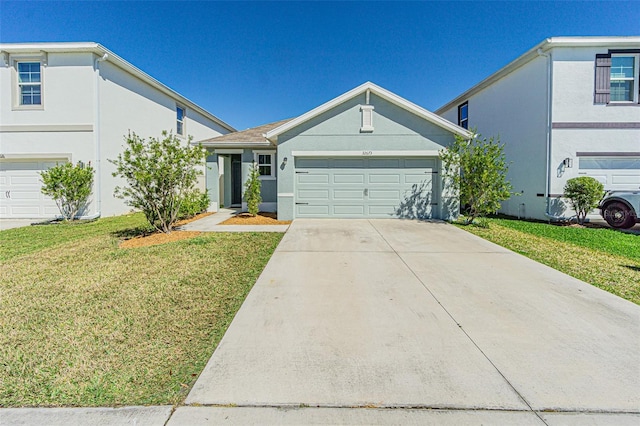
top-left (436, 37), bottom-right (640, 221)
top-left (0, 42), bottom-right (234, 219)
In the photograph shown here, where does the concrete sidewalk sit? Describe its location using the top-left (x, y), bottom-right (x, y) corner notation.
top-left (176, 208), bottom-right (289, 232)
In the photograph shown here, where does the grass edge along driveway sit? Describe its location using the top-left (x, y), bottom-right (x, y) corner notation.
top-left (456, 218), bottom-right (639, 305)
top-left (0, 214), bottom-right (282, 407)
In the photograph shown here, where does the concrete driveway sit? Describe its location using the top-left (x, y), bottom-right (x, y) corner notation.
top-left (177, 219), bottom-right (640, 425)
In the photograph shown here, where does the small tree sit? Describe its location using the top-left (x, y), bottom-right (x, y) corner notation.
top-left (110, 131), bottom-right (206, 233)
top-left (40, 161), bottom-right (94, 221)
top-left (564, 176), bottom-right (604, 225)
top-left (244, 161), bottom-right (262, 216)
top-left (440, 131), bottom-right (513, 224)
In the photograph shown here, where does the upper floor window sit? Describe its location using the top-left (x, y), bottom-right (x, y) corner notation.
top-left (176, 105), bottom-right (185, 135)
top-left (594, 51), bottom-right (640, 104)
top-left (610, 55), bottom-right (638, 102)
top-left (458, 101), bottom-right (468, 129)
top-left (17, 62), bottom-right (42, 106)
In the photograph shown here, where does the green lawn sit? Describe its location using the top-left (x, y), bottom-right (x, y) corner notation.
top-left (0, 214), bottom-right (282, 407)
top-left (456, 218), bottom-right (640, 305)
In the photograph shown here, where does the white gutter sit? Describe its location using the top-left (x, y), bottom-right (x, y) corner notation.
top-left (93, 52), bottom-right (108, 219)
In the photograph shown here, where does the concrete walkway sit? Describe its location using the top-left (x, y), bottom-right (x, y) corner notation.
top-left (176, 208), bottom-right (289, 232)
top-left (3, 219), bottom-right (639, 425)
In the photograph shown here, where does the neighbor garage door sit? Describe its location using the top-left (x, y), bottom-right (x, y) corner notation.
top-left (0, 159), bottom-right (66, 218)
top-left (294, 157), bottom-right (438, 218)
top-left (578, 156), bottom-right (640, 190)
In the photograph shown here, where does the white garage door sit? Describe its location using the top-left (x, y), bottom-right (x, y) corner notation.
top-left (578, 157), bottom-right (640, 190)
top-left (0, 160), bottom-right (66, 218)
top-left (294, 157), bottom-right (438, 219)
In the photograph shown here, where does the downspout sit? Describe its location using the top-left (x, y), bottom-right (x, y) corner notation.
top-left (85, 52), bottom-right (109, 220)
top-left (538, 48), bottom-right (569, 221)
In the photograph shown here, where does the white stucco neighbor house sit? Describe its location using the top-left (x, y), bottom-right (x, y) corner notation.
top-left (436, 36), bottom-right (640, 221)
top-left (198, 82), bottom-right (472, 221)
top-left (0, 42), bottom-right (234, 219)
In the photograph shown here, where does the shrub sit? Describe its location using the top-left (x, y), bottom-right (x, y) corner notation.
top-left (109, 131), bottom-right (206, 233)
top-left (564, 177), bottom-right (604, 225)
top-left (440, 131), bottom-right (513, 223)
top-left (40, 161), bottom-right (94, 221)
top-left (244, 161), bottom-right (262, 216)
top-left (178, 189), bottom-right (210, 219)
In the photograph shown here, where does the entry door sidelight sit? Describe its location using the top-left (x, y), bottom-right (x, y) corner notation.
top-left (231, 155), bottom-right (242, 206)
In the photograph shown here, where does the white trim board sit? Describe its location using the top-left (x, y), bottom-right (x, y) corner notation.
top-left (291, 150), bottom-right (441, 157)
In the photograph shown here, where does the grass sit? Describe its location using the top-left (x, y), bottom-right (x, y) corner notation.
top-left (455, 218), bottom-right (640, 305)
top-left (0, 213), bottom-right (282, 407)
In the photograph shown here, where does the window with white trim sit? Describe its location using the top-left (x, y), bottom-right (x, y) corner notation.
top-left (17, 61), bottom-right (42, 106)
top-left (253, 151), bottom-right (276, 179)
top-left (610, 54), bottom-right (639, 103)
top-left (176, 105), bottom-right (185, 135)
top-left (458, 102), bottom-right (468, 129)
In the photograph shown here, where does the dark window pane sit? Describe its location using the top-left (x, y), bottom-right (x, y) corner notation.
top-left (176, 122), bottom-right (183, 135)
top-left (259, 165), bottom-right (271, 176)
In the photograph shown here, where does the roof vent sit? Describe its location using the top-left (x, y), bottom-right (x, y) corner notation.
top-left (360, 105), bottom-right (374, 133)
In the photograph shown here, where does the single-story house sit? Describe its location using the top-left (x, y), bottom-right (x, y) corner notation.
top-left (198, 82), bottom-right (472, 221)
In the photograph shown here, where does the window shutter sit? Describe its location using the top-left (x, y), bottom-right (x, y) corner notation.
top-left (594, 54), bottom-right (611, 104)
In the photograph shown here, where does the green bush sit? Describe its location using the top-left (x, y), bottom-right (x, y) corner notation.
top-left (440, 131), bottom-right (513, 223)
top-left (40, 161), bottom-right (95, 221)
top-left (109, 131), bottom-right (206, 233)
top-left (563, 176), bottom-right (604, 225)
top-left (244, 161), bottom-right (262, 216)
top-left (178, 189), bottom-right (210, 219)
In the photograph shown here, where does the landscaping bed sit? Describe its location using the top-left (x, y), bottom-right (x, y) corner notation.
top-left (0, 213), bottom-right (282, 407)
top-left (220, 211), bottom-right (292, 225)
top-left (456, 218), bottom-right (640, 305)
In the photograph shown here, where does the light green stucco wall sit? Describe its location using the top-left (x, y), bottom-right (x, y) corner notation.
top-left (276, 92), bottom-right (459, 220)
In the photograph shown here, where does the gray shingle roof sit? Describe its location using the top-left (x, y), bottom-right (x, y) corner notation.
top-left (199, 119), bottom-right (291, 144)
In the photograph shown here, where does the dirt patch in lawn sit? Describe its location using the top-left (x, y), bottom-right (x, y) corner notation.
top-left (120, 231), bottom-right (202, 249)
top-left (119, 212), bottom-right (212, 249)
top-left (220, 212), bottom-right (292, 225)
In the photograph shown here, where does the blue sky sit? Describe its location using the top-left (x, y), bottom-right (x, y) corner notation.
top-left (1, 1), bottom-right (639, 130)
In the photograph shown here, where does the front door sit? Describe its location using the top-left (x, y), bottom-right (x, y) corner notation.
top-left (231, 154), bottom-right (242, 206)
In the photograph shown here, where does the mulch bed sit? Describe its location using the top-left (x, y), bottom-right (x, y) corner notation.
top-left (119, 212), bottom-right (213, 249)
top-left (220, 212), bottom-right (292, 225)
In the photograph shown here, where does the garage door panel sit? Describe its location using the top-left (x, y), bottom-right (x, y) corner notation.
top-left (333, 174), bottom-right (364, 184)
top-left (612, 174), bottom-right (640, 185)
top-left (297, 189), bottom-right (329, 200)
top-left (333, 205), bottom-right (365, 215)
top-left (369, 174), bottom-right (400, 184)
top-left (10, 175), bottom-right (42, 185)
top-left (296, 158), bottom-right (329, 168)
top-left (404, 173), bottom-right (433, 184)
top-left (0, 162), bottom-right (40, 171)
top-left (333, 159), bottom-right (365, 168)
top-left (368, 158), bottom-right (400, 168)
top-left (404, 158), bottom-right (436, 168)
top-left (9, 190), bottom-right (41, 200)
top-left (333, 189), bottom-right (364, 200)
top-left (297, 205), bottom-right (330, 216)
top-left (369, 189), bottom-right (401, 200)
top-left (297, 174), bottom-right (329, 184)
